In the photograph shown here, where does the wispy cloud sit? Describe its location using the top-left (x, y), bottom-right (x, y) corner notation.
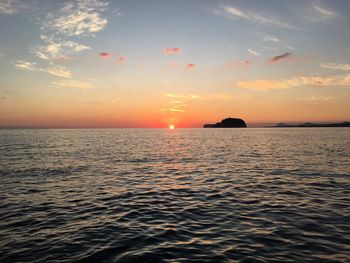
top-left (236, 74), bottom-right (350, 90)
top-left (166, 93), bottom-right (202, 100)
top-left (161, 92), bottom-right (200, 114)
top-left (15, 60), bottom-right (71, 78)
top-left (98, 52), bottom-right (113, 59)
top-left (163, 48), bottom-right (182, 54)
top-left (216, 4), bottom-right (295, 29)
top-left (51, 79), bottom-right (93, 89)
top-left (19, 0), bottom-right (113, 82)
top-left (0, 0), bottom-right (28, 14)
top-left (248, 49), bottom-right (260, 56)
top-left (263, 36), bottom-right (279, 43)
top-left (46, 65), bottom-right (72, 78)
top-left (160, 108), bottom-right (186, 113)
top-left (43, 0), bottom-right (109, 37)
top-left (166, 100), bottom-right (188, 107)
top-left (34, 35), bottom-right (90, 61)
top-left (14, 60), bottom-right (40, 71)
top-left (320, 63), bottom-right (350, 71)
top-left (268, 52), bottom-right (293, 63)
top-left (304, 2), bottom-right (336, 22)
top-left (313, 3), bottom-right (335, 18)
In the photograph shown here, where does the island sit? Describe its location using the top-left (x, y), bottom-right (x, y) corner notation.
top-left (203, 118), bottom-right (247, 128)
top-left (267, 122), bottom-right (350, 128)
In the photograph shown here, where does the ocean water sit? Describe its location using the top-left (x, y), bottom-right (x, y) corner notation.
top-left (0, 128), bottom-right (349, 263)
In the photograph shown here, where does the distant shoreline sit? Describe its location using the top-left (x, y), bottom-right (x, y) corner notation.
top-left (266, 122), bottom-right (350, 128)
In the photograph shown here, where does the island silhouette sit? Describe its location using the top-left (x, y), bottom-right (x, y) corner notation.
top-left (203, 118), bottom-right (247, 128)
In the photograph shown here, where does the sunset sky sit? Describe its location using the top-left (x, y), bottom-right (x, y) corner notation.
top-left (0, 0), bottom-right (349, 128)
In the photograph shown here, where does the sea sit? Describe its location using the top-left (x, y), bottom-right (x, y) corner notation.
top-left (0, 128), bottom-right (349, 263)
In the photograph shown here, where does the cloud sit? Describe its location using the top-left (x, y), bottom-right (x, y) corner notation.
top-left (21, 1), bottom-right (113, 82)
top-left (24, 1), bottom-right (112, 81)
top-left (248, 49), bottom-right (260, 56)
top-left (0, 0), bottom-right (28, 14)
top-left (98, 53), bottom-right (128, 63)
top-left (14, 60), bottom-right (71, 78)
top-left (160, 108), bottom-right (186, 113)
top-left (163, 48), bottom-right (182, 54)
top-left (313, 4), bottom-right (335, 17)
top-left (320, 63), bottom-right (350, 71)
top-left (166, 93), bottom-right (202, 100)
top-left (43, 0), bottom-right (109, 37)
top-left (117, 56), bottom-right (127, 63)
top-left (46, 65), bottom-right (72, 78)
top-left (166, 100), bottom-right (188, 107)
top-left (51, 79), bottom-right (93, 89)
top-left (304, 3), bottom-right (336, 22)
top-left (34, 35), bottom-right (90, 61)
top-left (268, 52), bottom-right (293, 63)
top-left (14, 60), bottom-right (39, 71)
top-left (98, 52), bottom-right (112, 59)
top-left (263, 36), bottom-right (279, 43)
top-left (236, 74), bottom-right (350, 90)
top-left (186, 63), bottom-right (195, 70)
top-left (216, 4), bottom-right (295, 29)
top-left (161, 92), bottom-right (200, 114)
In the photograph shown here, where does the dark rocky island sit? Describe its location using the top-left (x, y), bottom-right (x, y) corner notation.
top-left (268, 122), bottom-right (350, 128)
top-left (203, 118), bottom-right (247, 128)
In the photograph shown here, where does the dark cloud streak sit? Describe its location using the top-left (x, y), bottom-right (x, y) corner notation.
top-left (269, 52), bottom-right (293, 63)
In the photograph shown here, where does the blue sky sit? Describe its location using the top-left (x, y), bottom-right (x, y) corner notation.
top-left (0, 0), bottom-right (349, 127)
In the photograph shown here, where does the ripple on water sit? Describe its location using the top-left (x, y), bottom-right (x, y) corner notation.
top-left (0, 128), bottom-right (349, 262)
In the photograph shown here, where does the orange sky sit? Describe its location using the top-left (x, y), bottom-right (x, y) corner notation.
top-left (1, 0), bottom-right (350, 127)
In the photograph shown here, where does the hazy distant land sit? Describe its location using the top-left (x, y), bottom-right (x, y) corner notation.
top-left (267, 121), bottom-right (350, 128)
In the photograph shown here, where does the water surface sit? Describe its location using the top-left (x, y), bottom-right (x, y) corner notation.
top-left (0, 128), bottom-right (349, 262)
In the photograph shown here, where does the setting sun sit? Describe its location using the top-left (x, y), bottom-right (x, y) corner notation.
top-left (169, 124), bottom-right (175, 130)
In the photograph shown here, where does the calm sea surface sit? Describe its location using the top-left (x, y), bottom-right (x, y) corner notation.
top-left (0, 128), bottom-right (349, 262)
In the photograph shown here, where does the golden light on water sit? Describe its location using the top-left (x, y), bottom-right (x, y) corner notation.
top-left (169, 124), bottom-right (175, 130)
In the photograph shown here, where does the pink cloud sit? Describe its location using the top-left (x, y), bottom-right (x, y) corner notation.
top-left (268, 52), bottom-right (293, 63)
top-left (186, 63), bottom-right (195, 70)
top-left (117, 56), bottom-right (128, 63)
top-left (163, 48), bottom-right (182, 54)
top-left (98, 52), bottom-right (112, 59)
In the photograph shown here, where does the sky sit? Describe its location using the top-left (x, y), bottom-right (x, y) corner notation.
top-left (0, 0), bottom-right (349, 128)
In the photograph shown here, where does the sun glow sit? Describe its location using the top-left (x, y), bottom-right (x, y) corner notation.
top-left (169, 124), bottom-right (175, 130)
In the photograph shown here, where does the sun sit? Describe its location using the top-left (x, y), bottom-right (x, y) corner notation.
top-left (169, 124), bottom-right (175, 130)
